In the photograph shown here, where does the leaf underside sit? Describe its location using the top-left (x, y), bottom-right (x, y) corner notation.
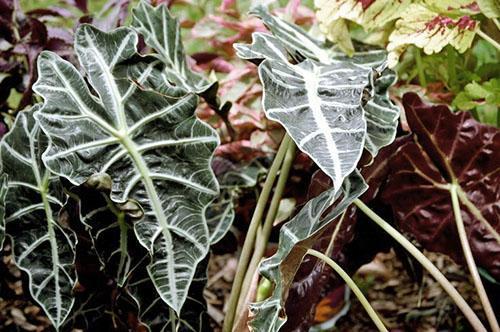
top-left (0, 107), bottom-right (76, 329)
top-left (383, 93), bottom-right (500, 278)
top-left (33, 24), bottom-right (219, 314)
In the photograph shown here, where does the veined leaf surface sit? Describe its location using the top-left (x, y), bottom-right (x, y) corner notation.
top-left (249, 172), bottom-right (367, 331)
top-left (248, 6), bottom-right (331, 63)
top-left (206, 157), bottom-right (266, 244)
top-left (387, 4), bottom-right (479, 66)
top-left (0, 107), bottom-right (76, 329)
top-left (128, 256), bottom-right (211, 332)
top-left (131, 0), bottom-right (214, 95)
top-left (331, 49), bottom-right (400, 156)
top-left (259, 58), bottom-right (368, 191)
top-left (314, 0), bottom-right (411, 55)
top-left (383, 93), bottom-right (500, 278)
top-left (33, 25), bottom-right (219, 314)
top-left (235, 8), bottom-right (399, 190)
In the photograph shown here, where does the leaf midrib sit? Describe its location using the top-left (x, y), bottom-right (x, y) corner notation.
top-left (28, 122), bottom-right (64, 327)
top-left (120, 135), bottom-right (178, 308)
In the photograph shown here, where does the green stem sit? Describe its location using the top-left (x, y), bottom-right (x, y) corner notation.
top-left (494, 18), bottom-right (500, 32)
top-left (477, 30), bottom-right (500, 52)
top-left (415, 48), bottom-right (427, 87)
top-left (306, 249), bottom-right (388, 332)
top-left (450, 184), bottom-right (499, 331)
top-left (223, 134), bottom-right (292, 332)
top-left (116, 211), bottom-right (128, 286)
top-left (170, 308), bottom-right (176, 332)
top-left (353, 199), bottom-right (487, 332)
top-left (235, 141), bottom-right (296, 315)
top-left (447, 46), bottom-right (457, 91)
top-left (103, 195), bottom-right (129, 287)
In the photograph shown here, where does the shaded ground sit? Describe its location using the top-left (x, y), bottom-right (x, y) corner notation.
top-left (0, 246), bottom-right (490, 331)
top-left (204, 251), bottom-right (487, 332)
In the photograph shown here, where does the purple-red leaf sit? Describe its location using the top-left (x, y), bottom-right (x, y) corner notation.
top-left (383, 93), bottom-right (500, 278)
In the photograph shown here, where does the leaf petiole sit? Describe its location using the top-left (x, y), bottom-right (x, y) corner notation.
top-left (450, 184), bottom-right (499, 331)
top-left (235, 139), bottom-right (296, 318)
top-left (306, 248), bottom-right (388, 332)
top-left (353, 199), bottom-right (487, 332)
top-left (415, 48), bottom-right (427, 87)
top-left (477, 30), bottom-right (500, 52)
top-left (223, 134), bottom-right (292, 332)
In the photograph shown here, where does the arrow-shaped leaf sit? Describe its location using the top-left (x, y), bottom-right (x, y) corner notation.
top-left (235, 8), bottom-right (399, 191)
top-left (259, 58), bottom-right (369, 191)
top-left (0, 107), bottom-right (76, 329)
top-left (33, 25), bottom-right (219, 314)
top-left (330, 49), bottom-right (400, 156)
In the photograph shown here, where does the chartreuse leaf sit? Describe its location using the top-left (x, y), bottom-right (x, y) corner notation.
top-left (453, 79), bottom-right (500, 126)
top-left (235, 8), bottom-right (399, 190)
top-left (477, 0), bottom-right (500, 18)
top-left (387, 3), bottom-right (480, 66)
top-left (131, 0), bottom-right (214, 95)
top-left (315, 0), bottom-right (410, 31)
top-left (249, 172), bottom-right (367, 331)
top-left (0, 106), bottom-right (76, 329)
top-left (0, 174), bottom-right (7, 250)
top-left (314, 0), bottom-right (411, 55)
top-left (33, 24), bottom-right (219, 314)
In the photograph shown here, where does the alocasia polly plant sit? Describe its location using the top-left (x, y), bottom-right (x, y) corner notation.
top-left (0, 107), bottom-right (77, 329)
top-left (33, 20), bottom-right (219, 317)
top-left (223, 6), bottom-right (403, 331)
top-left (0, 1), bottom-right (498, 331)
top-left (249, 172), bottom-right (368, 331)
top-left (223, 7), bottom-right (494, 332)
top-left (235, 6), bottom-right (399, 191)
top-left (0, 1), bottom-right (224, 330)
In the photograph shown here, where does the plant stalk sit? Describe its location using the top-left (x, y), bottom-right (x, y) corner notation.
top-left (306, 249), bottom-right (388, 332)
top-left (223, 134), bottom-right (292, 332)
top-left (353, 199), bottom-right (487, 332)
top-left (447, 46), bottom-right (457, 91)
top-left (450, 184), bottom-right (499, 332)
top-left (477, 30), bottom-right (500, 51)
top-left (169, 308), bottom-right (176, 332)
top-left (235, 141), bottom-right (296, 315)
top-left (494, 18), bottom-right (500, 31)
top-left (415, 48), bottom-right (427, 87)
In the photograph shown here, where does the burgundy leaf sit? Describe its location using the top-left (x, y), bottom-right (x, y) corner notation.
top-left (26, 7), bottom-right (73, 18)
top-left (382, 92), bottom-right (500, 278)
